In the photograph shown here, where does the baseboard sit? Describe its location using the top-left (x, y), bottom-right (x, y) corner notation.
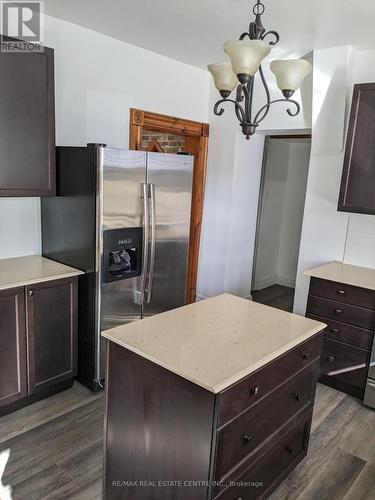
top-left (276, 275), bottom-right (296, 288)
top-left (254, 276), bottom-right (277, 291)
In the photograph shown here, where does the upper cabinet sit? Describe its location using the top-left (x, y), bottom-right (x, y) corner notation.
top-left (338, 83), bottom-right (375, 215)
top-left (0, 42), bottom-right (55, 196)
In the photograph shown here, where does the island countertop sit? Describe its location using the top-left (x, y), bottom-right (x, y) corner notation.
top-left (102, 293), bottom-right (326, 393)
top-left (0, 255), bottom-right (83, 291)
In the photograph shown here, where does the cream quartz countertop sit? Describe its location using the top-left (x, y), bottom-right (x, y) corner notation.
top-left (304, 261), bottom-right (375, 290)
top-left (102, 294), bottom-right (326, 394)
top-left (0, 255), bottom-right (83, 290)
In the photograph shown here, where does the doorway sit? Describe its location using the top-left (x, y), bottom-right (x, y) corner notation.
top-left (252, 135), bottom-right (311, 312)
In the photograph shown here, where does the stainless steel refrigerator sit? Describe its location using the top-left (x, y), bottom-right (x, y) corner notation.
top-left (41, 144), bottom-right (193, 391)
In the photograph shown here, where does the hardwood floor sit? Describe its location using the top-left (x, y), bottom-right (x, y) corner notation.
top-left (252, 285), bottom-right (295, 312)
top-left (0, 382), bottom-right (373, 499)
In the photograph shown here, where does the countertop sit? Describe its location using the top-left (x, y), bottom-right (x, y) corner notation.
top-left (304, 261), bottom-right (375, 291)
top-left (0, 255), bottom-right (83, 291)
top-left (102, 294), bottom-right (325, 394)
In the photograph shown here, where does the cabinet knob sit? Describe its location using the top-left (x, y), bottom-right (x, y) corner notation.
top-left (330, 328), bottom-right (339, 334)
top-left (243, 434), bottom-right (255, 445)
top-left (250, 386), bottom-right (260, 396)
top-left (293, 393), bottom-right (301, 402)
top-left (302, 353), bottom-right (309, 360)
top-left (328, 355), bottom-right (335, 362)
top-left (338, 290), bottom-right (345, 295)
top-left (286, 446), bottom-right (294, 455)
top-left (28, 290), bottom-right (33, 297)
top-left (334, 309), bottom-right (342, 315)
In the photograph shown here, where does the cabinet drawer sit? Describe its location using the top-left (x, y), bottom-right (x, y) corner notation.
top-left (319, 338), bottom-right (370, 399)
top-left (309, 277), bottom-right (375, 310)
top-left (307, 313), bottom-right (373, 351)
top-left (216, 417), bottom-right (311, 500)
top-left (307, 295), bottom-right (375, 330)
top-left (218, 334), bottom-right (322, 426)
top-left (215, 364), bottom-right (318, 480)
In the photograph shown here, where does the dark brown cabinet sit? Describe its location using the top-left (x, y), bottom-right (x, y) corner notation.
top-left (0, 277), bottom-right (78, 415)
top-left (0, 43), bottom-right (55, 196)
top-left (104, 333), bottom-right (322, 499)
top-left (338, 83), bottom-right (375, 214)
top-left (26, 278), bottom-right (78, 393)
top-left (0, 287), bottom-right (27, 407)
top-left (306, 277), bottom-right (374, 399)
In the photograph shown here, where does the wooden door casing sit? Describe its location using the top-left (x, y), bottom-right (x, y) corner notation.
top-left (26, 277), bottom-right (78, 394)
top-left (0, 287), bottom-right (27, 407)
top-left (129, 109), bottom-right (209, 304)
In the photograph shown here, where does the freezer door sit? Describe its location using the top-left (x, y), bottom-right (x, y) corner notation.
top-left (100, 149), bottom-right (147, 331)
top-left (143, 152), bottom-right (193, 317)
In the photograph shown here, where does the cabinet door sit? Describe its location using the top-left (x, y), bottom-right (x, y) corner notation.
top-left (0, 43), bottom-right (55, 196)
top-left (27, 277), bottom-right (78, 393)
top-left (338, 83), bottom-right (375, 214)
top-left (0, 287), bottom-right (27, 407)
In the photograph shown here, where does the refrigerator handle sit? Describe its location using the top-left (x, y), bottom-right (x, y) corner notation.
top-left (146, 183), bottom-right (156, 304)
top-left (135, 183), bottom-right (150, 305)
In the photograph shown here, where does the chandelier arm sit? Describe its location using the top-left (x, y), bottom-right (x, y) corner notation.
top-left (236, 84), bottom-right (244, 103)
top-left (254, 98), bottom-right (300, 124)
top-left (214, 98), bottom-right (246, 124)
top-left (261, 30), bottom-right (280, 46)
top-left (253, 65), bottom-right (271, 124)
top-left (242, 80), bottom-right (253, 123)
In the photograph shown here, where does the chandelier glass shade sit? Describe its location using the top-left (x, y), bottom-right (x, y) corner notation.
top-left (208, 0), bottom-right (312, 139)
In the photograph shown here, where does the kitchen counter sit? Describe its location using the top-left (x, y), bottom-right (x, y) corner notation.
top-left (102, 293), bottom-right (325, 393)
top-left (0, 255), bottom-right (83, 290)
top-left (103, 294), bottom-right (325, 500)
top-left (305, 261), bottom-right (375, 290)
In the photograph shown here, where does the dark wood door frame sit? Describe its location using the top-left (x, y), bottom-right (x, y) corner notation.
top-left (129, 108), bottom-right (209, 303)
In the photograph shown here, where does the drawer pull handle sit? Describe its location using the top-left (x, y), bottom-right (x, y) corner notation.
top-left (330, 328), bottom-right (339, 334)
top-left (328, 355), bottom-right (335, 362)
top-left (243, 434), bottom-right (255, 445)
top-left (249, 386), bottom-right (260, 396)
top-left (302, 353), bottom-right (309, 360)
top-left (293, 393), bottom-right (301, 402)
top-left (338, 290), bottom-right (345, 295)
top-left (286, 446), bottom-right (294, 455)
top-left (335, 309), bottom-right (342, 315)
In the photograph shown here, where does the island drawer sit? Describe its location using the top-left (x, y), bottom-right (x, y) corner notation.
top-left (215, 416), bottom-right (311, 500)
top-left (306, 295), bottom-right (375, 331)
top-left (215, 363), bottom-right (318, 480)
top-left (309, 277), bottom-right (375, 310)
top-left (319, 338), bottom-right (370, 399)
top-left (307, 313), bottom-right (373, 351)
top-left (217, 333), bottom-right (322, 426)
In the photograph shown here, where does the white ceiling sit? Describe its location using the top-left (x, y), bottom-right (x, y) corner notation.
top-left (44, 0), bottom-right (375, 68)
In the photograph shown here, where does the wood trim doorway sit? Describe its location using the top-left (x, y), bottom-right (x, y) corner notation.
top-left (129, 108), bottom-right (209, 304)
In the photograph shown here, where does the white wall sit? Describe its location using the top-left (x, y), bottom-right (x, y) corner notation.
top-left (277, 141), bottom-right (311, 287)
top-left (0, 15), bottom-right (210, 260)
top-left (254, 140), bottom-right (290, 289)
top-left (254, 139), bottom-right (310, 290)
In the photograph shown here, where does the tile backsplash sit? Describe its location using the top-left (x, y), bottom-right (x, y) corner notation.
top-left (344, 213), bottom-right (375, 268)
top-left (0, 198), bottom-right (41, 259)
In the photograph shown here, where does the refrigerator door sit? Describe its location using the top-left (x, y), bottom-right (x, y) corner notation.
top-left (143, 152), bottom-right (193, 317)
top-left (100, 148), bottom-right (147, 332)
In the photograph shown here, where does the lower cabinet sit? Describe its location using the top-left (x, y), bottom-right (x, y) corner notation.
top-left (0, 287), bottom-right (27, 406)
top-left (0, 277), bottom-right (78, 414)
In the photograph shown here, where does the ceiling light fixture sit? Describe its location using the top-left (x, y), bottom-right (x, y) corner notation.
top-left (208, 0), bottom-right (312, 139)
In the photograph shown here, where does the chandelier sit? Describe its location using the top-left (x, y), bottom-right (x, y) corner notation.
top-left (208, 0), bottom-right (312, 139)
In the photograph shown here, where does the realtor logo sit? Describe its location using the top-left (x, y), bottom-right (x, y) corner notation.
top-left (1, 1), bottom-right (44, 52)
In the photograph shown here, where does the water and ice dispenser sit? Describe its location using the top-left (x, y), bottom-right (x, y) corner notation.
top-left (102, 228), bottom-right (142, 283)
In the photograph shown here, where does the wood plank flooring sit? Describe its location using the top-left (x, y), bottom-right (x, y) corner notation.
top-left (0, 382), bottom-right (373, 499)
top-left (252, 285), bottom-right (295, 312)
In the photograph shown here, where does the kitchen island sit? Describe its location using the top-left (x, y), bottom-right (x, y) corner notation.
top-left (102, 294), bottom-right (326, 500)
